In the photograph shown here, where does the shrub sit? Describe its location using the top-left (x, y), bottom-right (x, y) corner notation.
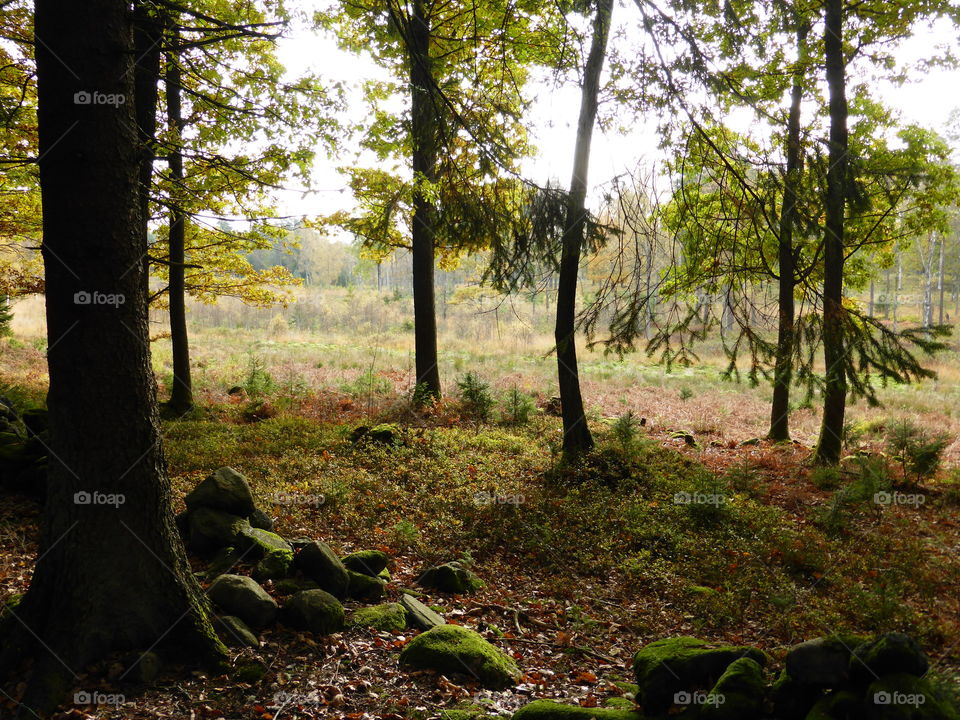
top-left (243, 354), bottom-right (275, 399)
top-left (610, 410), bottom-right (642, 451)
top-left (885, 419), bottom-right (951, 484)
top-left (0, 297), bottom-right (12, 337)
top-left (456, 372), bottom-right (494, 422)
top-left (339, 369), bottom-right (391, 397)
top-left (500, 386), bottom-right (535, 426)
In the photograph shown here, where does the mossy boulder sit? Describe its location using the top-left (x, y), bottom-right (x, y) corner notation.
top-left (805, 689), bottom-right (861, 720)
top-left (273, 577), bottom-right (320, 595)
top-left (399, 625), bottom-right (520, 689)
top-left (252, 551), bottom-right (293, 582)
top-left (346, 569), bottom-right (386, 601)
top-left (202, 546), bottom-right (242, 581)
top-left (632, 636), bottom-right (768, 713)
top-left (851, 633), bottom-right (929, 684)
top-left (864, 674), bottom-right (959, 720)
top-left (282, 589), bottom-right (345, 635)
top-left (350, 423), bottom-right (401, 444)
top-left (238, 528), bottom-right (293, 581)
top-left (342, 549), bottom-right (389, 576)
top-left (185, 466), bottom-right (256, 516)
top-left (512, 700), bottom-right (644, 720)
top-left (207, 574), bottom-right (277, 629)
top-left (417, 561), bottom-right (484, 594)
top-left (248, 508), bottom-right (274, 531)
top-left (349, 602), bottom-right (408, 632)
top-left (294, 540), bottom-right (350, 599)
top-left (215, 615), bottom-right (260, 649)
top-left (787, 636), bottom-right (861, 688)
top-left (699, 657), bottom-right (766, 719)
top-left (189, 507), bottom-right (250, 553)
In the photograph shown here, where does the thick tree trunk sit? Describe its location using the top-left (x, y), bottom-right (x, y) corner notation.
top-left (768, 20), bottom-right (808, 442)
top-left (408, 0), bottom-right (441, 401)
top-left (5, 2), bottom-right (226, 713)
top-left (166, 31), bottom-right (193, 414)
top-left (555, 0), bottom-right (613, 458)
top-left (813, 0), bottom-right (849, 465)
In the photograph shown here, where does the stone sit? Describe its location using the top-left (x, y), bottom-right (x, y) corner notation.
top-left (238, 526), bottom-right (292, 561)
top-left (207, 574), bottom-right (277, 629)
top-left (346, 569), bottom-right (385, 601)
top-left (699, 657), bottom-right (766, 719)
top-left (273, 577), bottom-right (320, 595)
top-left (399, 624), bottom-right (520, 689)
top-left (772, 669), bottom-right (824, 720)
top-left (348, 602), bottom-right (408, 632)
top-left (203, 546), bottom-right (242, 581)
top-left (342, 549), bottom-right (389, 576)
top-left (215, 615), bottom-right (260, 649)
top-left (804, 690), bottom-right (861, 720)
top-left (632, 636), bottom-right (768, 714)
top-left (400, 593), bottom-right (446, 630)
top-left (185, 466), bottom-right (256, 516)
top-left (787, 636), bottom-right (859, 687)
top-left (512, 700), bottom-right (643, 720)
top-left (248, 508), bottom-right (274, 531)
top-left (294, 540), bottom-right (349, 598)
top-left (417, 562), bottom-right (483, 594)
top-left (851, 633), bottom-right (929, 684)
top-left (188, 507), bottom-right (250, 553)
top-left (282, 589), bottom-right (345, 635)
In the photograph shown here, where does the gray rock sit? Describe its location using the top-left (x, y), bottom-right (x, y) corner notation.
top-left (851, 633), bottom-right (929, 683)
top-left (215, 615), bottom-right (260, 649)
top-left (248, 508), bottom-right (274, 531)
top-left (203, 546), bottom-right (242, 581)
top-left (400, 593), bottom-right (445, 630)
top-left (207, 574), bottom-right (277, 629)
top-left (416, 561), bottom-right (483, 594)
top-left (185, 466), bottom-right (256, 516)
top-left (786, 636), bottom-right (857, 687)
top-left (294, 540), bottom-right (349, 598)
top-left (346, 569), bottom-right (385, 601)
top-left (189, 507), bottom-right (250, 553)
top-left (341, 550), bottom-right (389, 576)
top-left (282, 589), bottom-right (345, 635)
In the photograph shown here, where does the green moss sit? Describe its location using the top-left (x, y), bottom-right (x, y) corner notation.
top-left (417, 562), bottom-right (484, 594)
top-left (349, 602), bottom-right (408, 631)
top-left (233, 660), bottom-right (268, 684)
top-left (342, 549), bottom-right (390, 576)
top-left (865, 674), bottom-right (960, 720)
top-left (805, 690), bottom-right (861, 720)
top-left (700, 657), bottom-right (766, 719)
top-left (399, 625), bottom-right (520, 689)
top-left (603, 697), bottom-right (636, 709)
top-left (512, 700), bottom-right (644, 720)
top-left (346, 568), bottom-right (386, 601)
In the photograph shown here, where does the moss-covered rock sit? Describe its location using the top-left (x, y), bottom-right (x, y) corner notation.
top-left (399, 625), bottom-right (520, 689)
top-left (512, 700), bottom-right (644, 720)
top-left (185, 466), bottom-right (256, 516)
top-left (342, 549), bottom-right (390, 576)
top-left (238, 527), bottom-right (291, 559)
top-left (248, 508), bottom-right (274, 531)
top-left (805, 689), bottom-right (861, 720)
top-left (188, 506), bottom-right (250, 553)
top-left (632, 636), bottom-right (768, 714)
top-left (202, 546), bottom-right (242, 581)
top-left (294, 540), bottom-right (350, 598)
top-left (273, 577), bottom-right (320, 595)
top-left (252, 550), bottom-right (293, 582)
top-left (346, 569), bottom-right (386, 601)
top-left (348, 602), bottom-right (408, 631)
top-left (207, 574), bottom-right (277, 629)
top-left (350, 423), bottom-right (401, 445)
top-left (282, 589), bottom-right (345, 635)
top-left (603, 698), bottom-right (636, 710)
top-left (215, 615), bottom-right (260, 649)
top-left (417, 561), bottom-right (484, 594)
top-left (787, 636), bottom-right (862, 688)
top-left (864, 673), bottom-right (959, 720)
top-left (699, 657), bottom-right (766, 719)
top-left (851, 633), bottom-right (929, 684)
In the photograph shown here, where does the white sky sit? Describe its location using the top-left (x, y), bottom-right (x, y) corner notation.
top-left (272, 6), bottom-right (960, 227)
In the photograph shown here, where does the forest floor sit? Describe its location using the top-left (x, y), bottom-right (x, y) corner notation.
top-left (1, 331), bottom-right (959, 719)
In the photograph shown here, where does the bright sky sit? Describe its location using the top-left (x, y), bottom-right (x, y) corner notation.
top-left (272, 6), bottom-right (960, 227)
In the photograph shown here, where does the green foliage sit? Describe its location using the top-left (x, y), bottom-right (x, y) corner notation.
top-left (242, 354), bottom-right (275, 399)
top-left (456, 372), bottom-right (494, 423)
top-left (811, 466), bottom-right (843, 490)
top-left (500, 386), bottom-right (535, 426)
top-left (0, 298), bottom-right (12, 337)
top-left (339, 369), bottom-right (392, 398)
top-left (885, 419), bottom-right (951, 484)
top-left (610, 410), bottom-right (642, 451)
top-left (679, 386), bottom-right (694, 402)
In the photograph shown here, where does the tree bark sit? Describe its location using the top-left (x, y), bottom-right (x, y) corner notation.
top-left (555, 0), bottom-right (614, 458)
top-left (408, 0), bottom-right (441, 401)
top-left (6, 1), bottom-right (226, 712)
top-left (813, 0), bottom-right (849, 465)
top-left (166, 29), bottom-right (193, 414)
top-left (937, 231), bottom-right (945, 325)
top-left (768, 19), bottom-right (809, 442)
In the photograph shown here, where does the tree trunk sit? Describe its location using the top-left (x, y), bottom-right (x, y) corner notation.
top-left (768, 19), bottom-right (808, 442)
top-left (555, 0), bottom-right (614, 459)
top-left (893, 247), bottom-right (901, 331)
top-left (868, 280), bottom-right (874, 317)
top-left (937, 231), bottom-right (945, 325)
top-left (813, 0), bottom-right (849, 466)
top-left (5, 2), bottom-right (226, 713)
top-left (166, 29), bottom-right (193, 414)
top-left (408, 0), bottom-right (441, 401)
